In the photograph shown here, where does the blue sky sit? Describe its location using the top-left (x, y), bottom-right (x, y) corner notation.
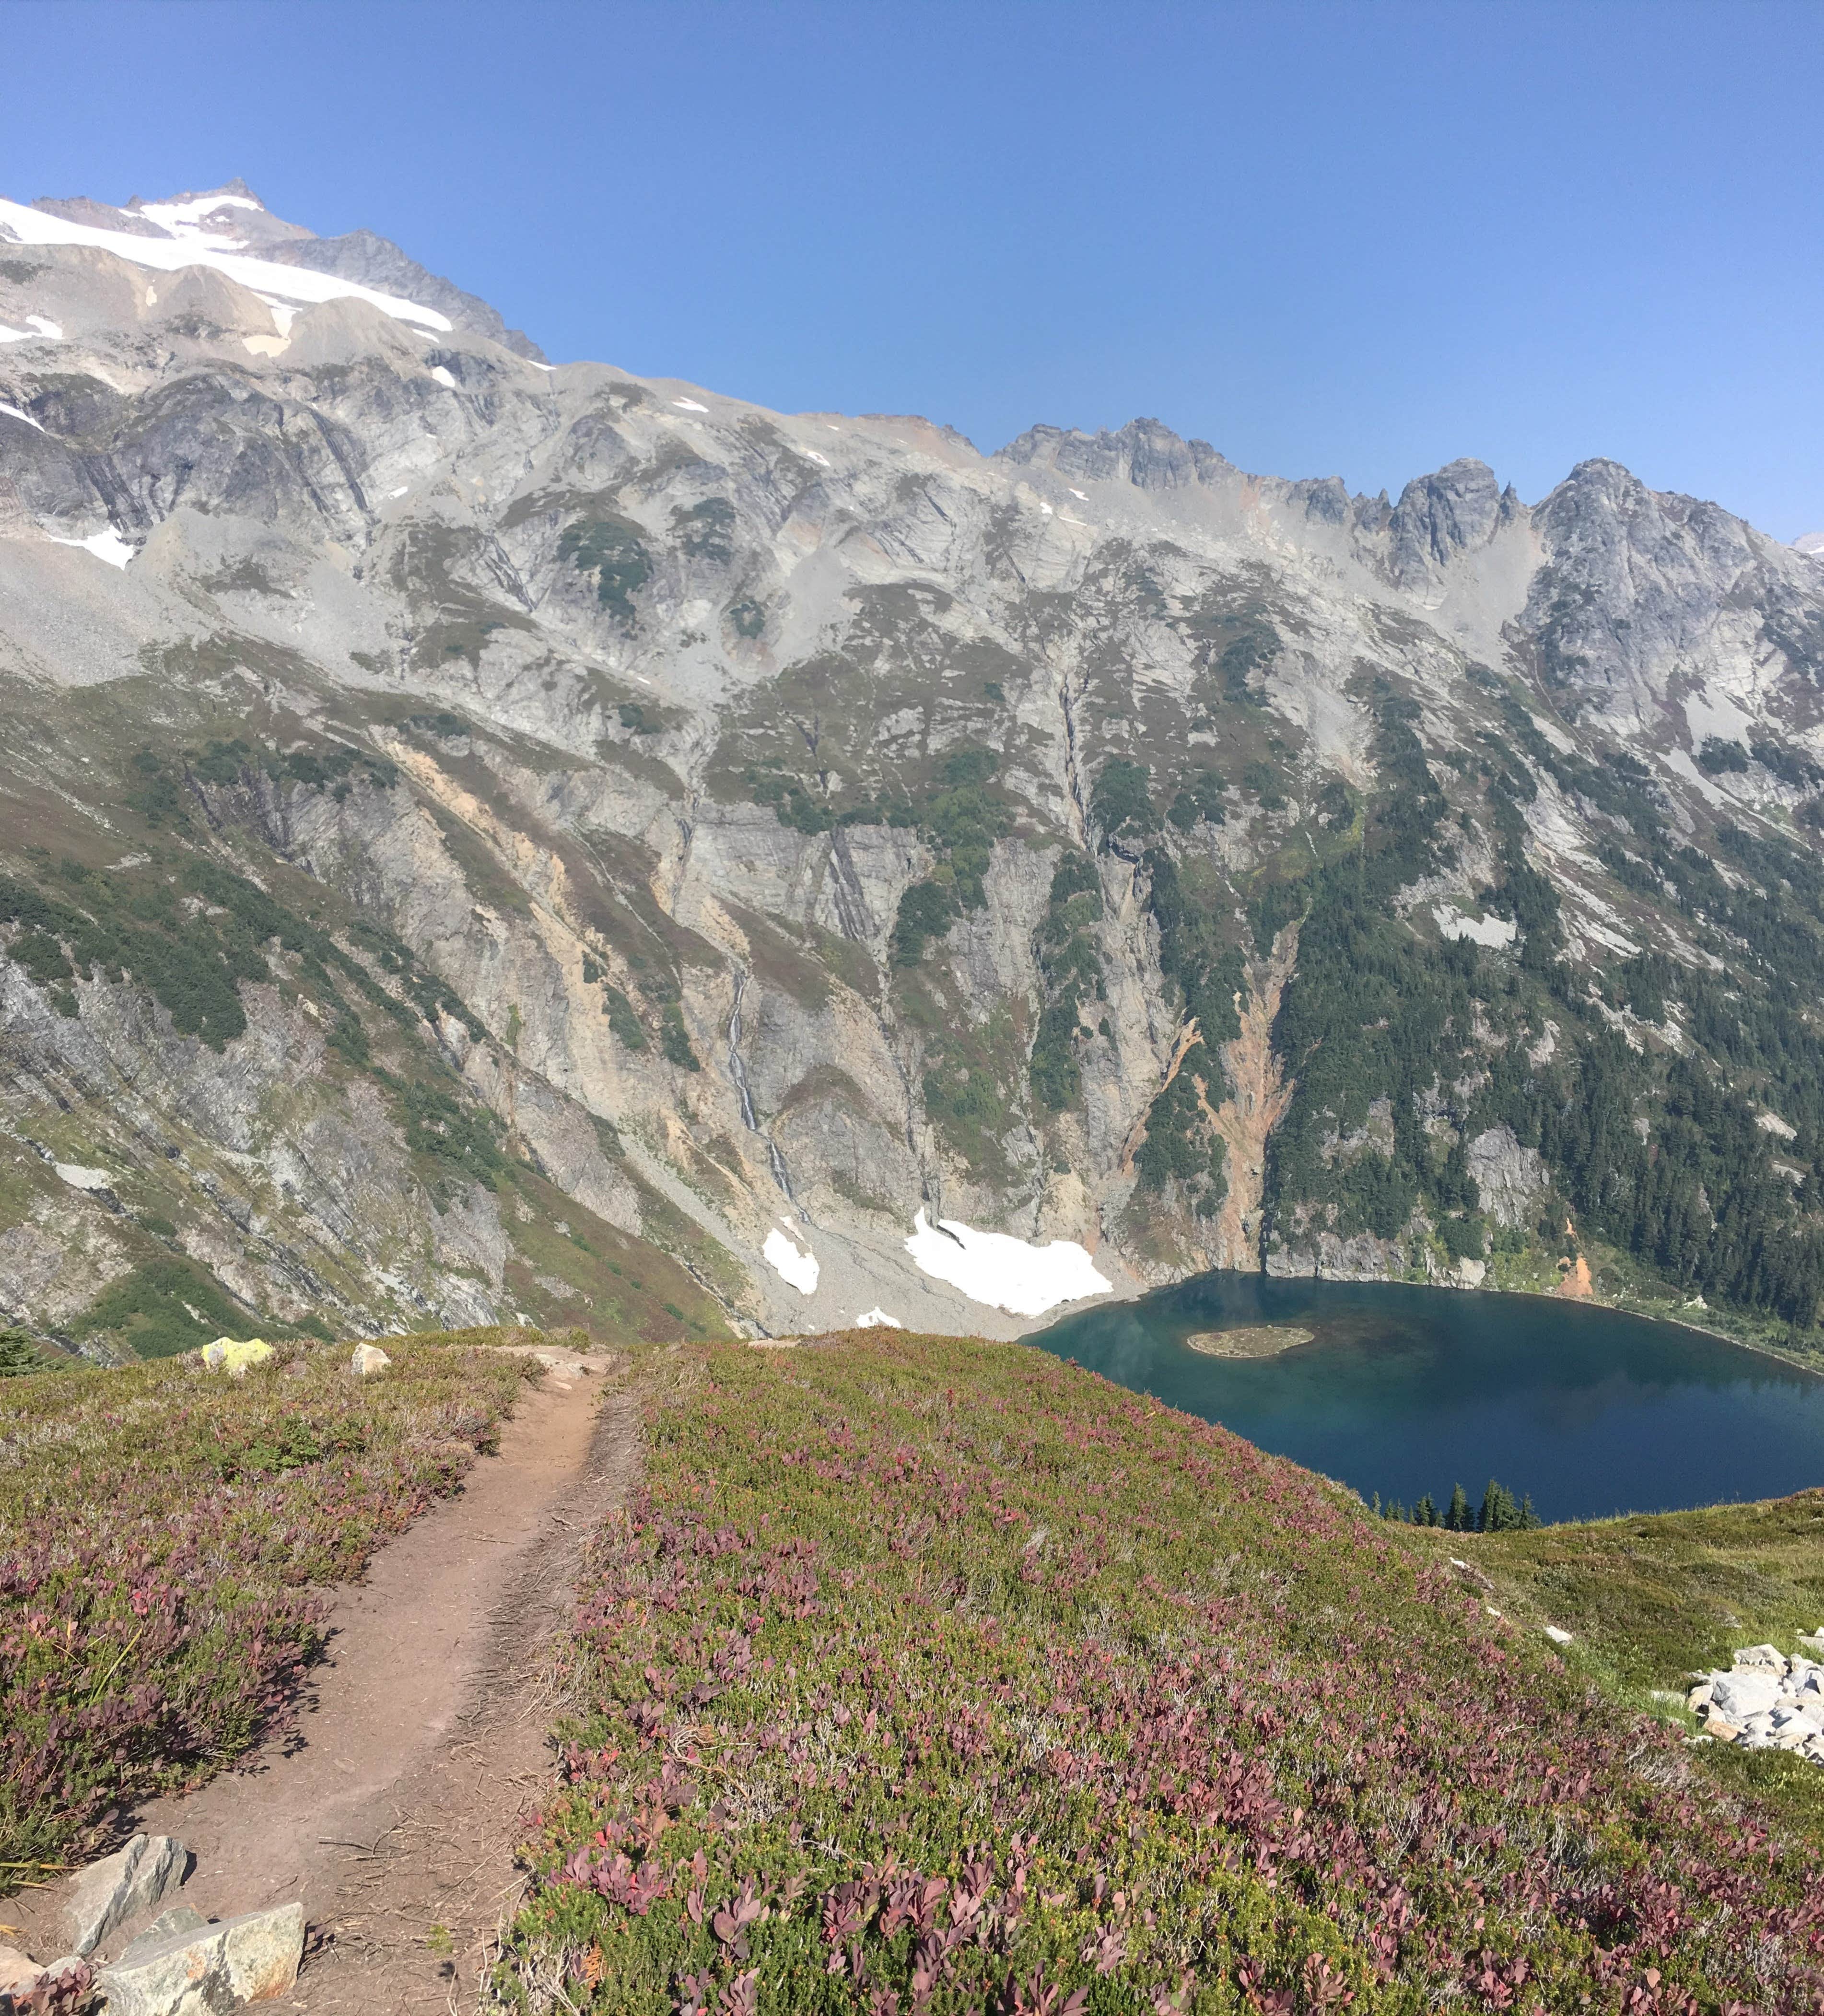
top-left (5, 0), bottom-right (1821, 535)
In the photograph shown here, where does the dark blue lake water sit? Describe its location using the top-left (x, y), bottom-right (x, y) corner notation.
top-left (1029, 1272), bottom-right (1824, 1523)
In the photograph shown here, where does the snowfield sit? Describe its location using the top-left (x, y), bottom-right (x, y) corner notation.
top-left (904, 1210), bottom-right (1111, 1318)
top-left (762, 1226), bottom-right (820, 1295)
top-left (0, 195), bottom-right (453, 332)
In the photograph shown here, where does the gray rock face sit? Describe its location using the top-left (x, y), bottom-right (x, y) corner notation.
top-left (1464, 1126), bottom-right (1548, 1231)
top-left (1387, 458), bottom-right (1510, 585)
top-left (7, 179), bottom-right (1824, 1346)
top-left (65, 1834), bottom-right (190, 1957)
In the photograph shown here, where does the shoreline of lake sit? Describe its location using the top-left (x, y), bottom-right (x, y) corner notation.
top-left (1029, 1270), bottom-right (1824, 1523)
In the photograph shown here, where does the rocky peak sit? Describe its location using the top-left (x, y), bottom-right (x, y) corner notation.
top-left (995, 417), bottom-right (1233, 491)
top-left (2, 181), bottom-right (544, 359)
top-left (1385, 457), bottom-right (1515, 584)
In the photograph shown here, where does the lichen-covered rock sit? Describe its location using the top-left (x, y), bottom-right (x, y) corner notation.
top-left (95, 1900), bottom-right (303, 2016)
top-left (197, 1339), bottom-right (273, 1378)
top-left (350, 1343), bottom-right (392, 1378)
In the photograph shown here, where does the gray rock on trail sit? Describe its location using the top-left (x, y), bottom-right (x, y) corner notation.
top-left (65, 1832), bottom-right (190, 1956)
top-left (117, 1908), bottom-right (208, 1967)
top-left (96, 1900), bottom-right (304, 2016)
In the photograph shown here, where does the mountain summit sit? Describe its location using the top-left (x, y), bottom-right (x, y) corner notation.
top-left (4, 182), bottom-right (1824, 1362)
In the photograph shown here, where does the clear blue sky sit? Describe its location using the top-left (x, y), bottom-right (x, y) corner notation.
top-left (6, 0), bottom-right (1822, 536)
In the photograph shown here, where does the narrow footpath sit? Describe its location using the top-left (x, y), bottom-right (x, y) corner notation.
top-left (19, 1347), bottom-right (636, 2015)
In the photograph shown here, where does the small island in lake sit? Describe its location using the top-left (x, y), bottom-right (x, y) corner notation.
top-left (1183, 1325), bottom-right (1316, 1359)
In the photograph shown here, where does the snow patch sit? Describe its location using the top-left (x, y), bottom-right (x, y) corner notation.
top-left (763, 1226), bottom-right (819, 1295)
top-left (0, 401), bottom-right (45, 433)
top-left (0, 195), bottom-right (453, 331)
top-left (1432, 905), bottom-right (1516, 948)
top-left (137, 192), bottom-right (266, 236)
top-left (904, 1209), bottom-right (1111, 1318)
top-left (671, 397), bottom-right (709, 412)
top-left (804, 449), bottom-right (831, 467)
top-left (25, 315), bottom-right (61, 340)
top-left (255, 295), bottom-right (298, 334)
top-left (1683, 686), bottom-right (1756, 751)
top-left (1069, 487), bottom-right (1088, 501)
top-left (388, 485), bottom-right (409, 498)
top-left (430, 365), bottom-right (458, 389)
top-left (855, 1307), bottom-right (903, 1329)
top-left (47, 529), bottom-right (134, 568)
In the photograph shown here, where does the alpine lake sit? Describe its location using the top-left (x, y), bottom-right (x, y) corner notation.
top-left (1029, 1272), bottom-right (1824, 1523)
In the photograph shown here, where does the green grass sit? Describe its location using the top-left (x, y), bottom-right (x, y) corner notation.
top-left (0, 1329), bottom-right (538, 1885)
top-left (1475, 1491), bottom-right (1824, 1847)
top-left (500, 1333), bottom-right (1824, 2014)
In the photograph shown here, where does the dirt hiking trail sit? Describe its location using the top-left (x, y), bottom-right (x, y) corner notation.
top-left (19, 1348), bottom-right (636, 2015)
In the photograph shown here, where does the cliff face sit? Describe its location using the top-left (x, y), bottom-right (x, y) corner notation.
top-left (7, 183), bottom-right (1824, 1355)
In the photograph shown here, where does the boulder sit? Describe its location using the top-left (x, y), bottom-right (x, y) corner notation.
top-left (1543, 1626), bottom-right (1573, 1646)
top-left (1704, 1714), bottom-right (1740, 1742)
top-left (0, 1947), bottom-right (38, 1999)
top-left (1732, 1643), bottom-right (1786, 1672)
top-left (96, 1900), bottom-right (304, 2016)
top-left (117, 1907), bottom-right (206, 1966)
top-left (65, 1832), bottom-right (190, 1955)
top-left (1709, 1670), bottom-right (1782, 1723)
top-left (198, 1338), bottom-right (273, 1378)
top-left (350, 1343), bottom-right (391, 1378)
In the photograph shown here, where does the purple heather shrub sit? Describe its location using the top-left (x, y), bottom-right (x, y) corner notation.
top-left (498, 1334), bottom-right (1824, 2014)
top-left (0, 1335), bottom-right (532, 1881)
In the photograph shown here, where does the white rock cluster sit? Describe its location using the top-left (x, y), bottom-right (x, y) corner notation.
top-left (1687, 1635), bottom-right (1824, 1761)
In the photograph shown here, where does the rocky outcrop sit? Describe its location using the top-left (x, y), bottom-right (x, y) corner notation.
top-left (1688, 1641), bottom-right (1824, 1763)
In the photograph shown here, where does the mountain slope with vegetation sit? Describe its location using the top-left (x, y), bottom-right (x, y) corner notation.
top-left (8, 185), bottom-right (1824, 1352)
top-left (501, 1331), bottom-right (1824, 2014)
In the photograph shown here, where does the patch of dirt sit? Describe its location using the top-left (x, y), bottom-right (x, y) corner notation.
top-left (15, 1350), bottom-right (636, 2014)
top-left (1557, 1254), bottom-right (1594, 1299)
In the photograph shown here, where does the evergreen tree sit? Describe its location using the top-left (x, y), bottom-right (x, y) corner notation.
top-left (1518, 1494), bottom-right (1540, 1529)
top-left (1446, 1484), bottom-right (1472, 1532)
top-left (1413, 1493), bottom-right (1438, 1527)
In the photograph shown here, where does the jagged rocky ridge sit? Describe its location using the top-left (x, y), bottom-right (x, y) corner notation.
top-left (7, 181), bottom-right (1824, 1353)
